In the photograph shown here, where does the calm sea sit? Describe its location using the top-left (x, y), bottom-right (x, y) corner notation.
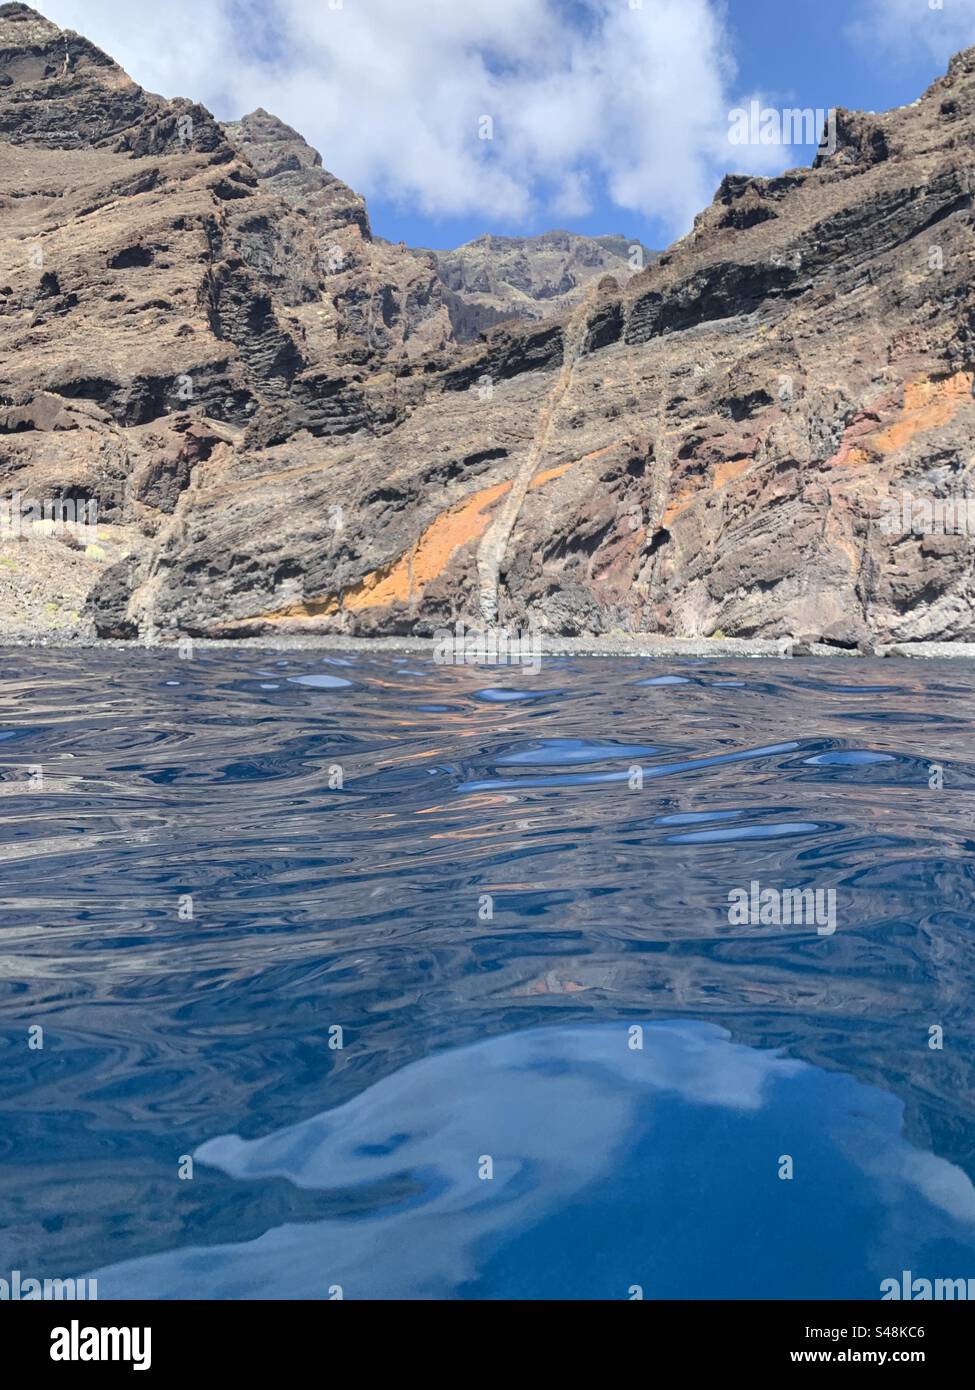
top-left (2, 650), bottom-right (974, 1299)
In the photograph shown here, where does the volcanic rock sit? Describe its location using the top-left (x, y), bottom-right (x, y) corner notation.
top-left (427, 230), bottom-right (656, 342)
top-left (1, 4), bottom-right (974, 645)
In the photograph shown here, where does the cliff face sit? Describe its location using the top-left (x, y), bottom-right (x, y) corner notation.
top-left (427, 231), bottom-right (656, 342)
top-left (1, 3), bottom-right (974, 646)
top-left (221, 109), bottom-right (454, 364)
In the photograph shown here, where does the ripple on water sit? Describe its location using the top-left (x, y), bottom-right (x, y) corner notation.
top-left (2, 651), bottom-right (974, 1299)
top-left (496, 738), bottom-right (660, 766)
top-left (664, 820), bottom-right (822, 845)
top-left (473, 688), bottom-right (561, 703)
top-left (288, 673), bottom-right (353, 690)
top-left (458, 740), bottom-right (801, 792)
top-left (804, 750), bottom-right (895, 766)
top-left (656, 809), bottom-right (745, 826)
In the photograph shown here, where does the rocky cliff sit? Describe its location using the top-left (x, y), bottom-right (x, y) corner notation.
top-left (1, 2), bottom-right (974, 646)
top-left (427, 231), bottom-right (656, 342)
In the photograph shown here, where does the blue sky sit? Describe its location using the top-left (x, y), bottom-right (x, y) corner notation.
top-left (376, 3), bottom-right (915, 248)
top-left (43, 0), bottom-right (975, 252)
top-left (374, 0), bottom-right (971, 249)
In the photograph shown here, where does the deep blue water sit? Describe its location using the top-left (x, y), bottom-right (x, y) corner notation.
top-left (2, 650), bottom-right (974, 1300)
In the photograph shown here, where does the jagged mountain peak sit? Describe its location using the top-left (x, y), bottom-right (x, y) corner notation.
top-left (0, 2), bottom-right (64, 44)
top-left (0, 0), bottom-right (141, 89)
top-left (0, 1), bottom-right (232, 156)
top-left (222, 107), bottom-right (371, 239)
top-left (225, 108), bottom-right (326, 171)
top-left (427, 229), bottom-right (656, 341)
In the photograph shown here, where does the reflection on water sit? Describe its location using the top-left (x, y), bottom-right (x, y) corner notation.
top-left (1, 651), bottom-right (974, 1299)
top-left (90, 1021), bottom-right (975, 1300)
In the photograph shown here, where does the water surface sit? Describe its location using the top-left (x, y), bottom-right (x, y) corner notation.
top-left (1, 651), bottom-right (974, 1299)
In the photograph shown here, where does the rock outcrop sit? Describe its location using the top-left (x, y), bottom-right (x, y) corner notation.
top-left (1, 2), bottom-right (974, 645)
top-left (221, 109), bottom-right (454, 364)
top-left (427, 231), bottom-right (656, 342)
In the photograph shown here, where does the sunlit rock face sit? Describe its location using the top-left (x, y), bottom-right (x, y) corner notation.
top-left (1, 4), bottom-right (975, 644)
top-left (425, 230), bottom-right (656, 341)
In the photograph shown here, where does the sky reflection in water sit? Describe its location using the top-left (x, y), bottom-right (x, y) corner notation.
top-left (1, 651), bottom-right (974, 1299)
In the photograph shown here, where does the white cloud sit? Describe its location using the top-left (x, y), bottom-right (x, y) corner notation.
top-left (38, 0), bottom-right (760, 237)
top-left (39, 0), bottom-right (898, 238)
top-left (849, 0), bottom-right (975, 64)
top-left (551, 169), bottom-right (594, 220)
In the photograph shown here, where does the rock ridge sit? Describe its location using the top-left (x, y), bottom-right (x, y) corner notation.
top-left (0, 4), bottom-right (973, 646)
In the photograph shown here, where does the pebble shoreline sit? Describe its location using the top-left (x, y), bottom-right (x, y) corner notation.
top-left (1, 635), bottom-right (974, 659)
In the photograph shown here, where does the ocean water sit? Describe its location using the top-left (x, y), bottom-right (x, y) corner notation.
top-left (2, 649), bottom-right (974, 1300)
